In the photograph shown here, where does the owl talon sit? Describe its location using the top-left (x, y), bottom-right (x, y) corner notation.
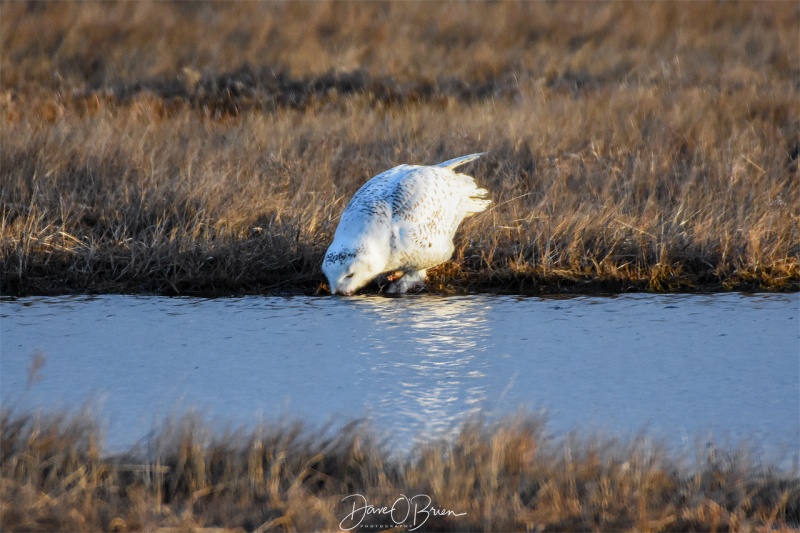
top-left (386, 270), bottom-right (405, 282)
top-left (386, 269), bottom-right (427, 294)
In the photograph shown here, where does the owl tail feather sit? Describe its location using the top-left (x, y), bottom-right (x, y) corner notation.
top-left (435, 152), bottom-right (487, 171)
top-left (466, 187), bottom-right (491, 214)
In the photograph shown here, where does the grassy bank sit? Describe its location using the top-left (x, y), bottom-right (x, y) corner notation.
top-left (1, 1), bottom-right (798, 295)
top-left (1, 410), bottom-right (798, 532)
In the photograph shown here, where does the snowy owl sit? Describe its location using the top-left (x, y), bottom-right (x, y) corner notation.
top-left (323, 152), bottom-right (491, 295)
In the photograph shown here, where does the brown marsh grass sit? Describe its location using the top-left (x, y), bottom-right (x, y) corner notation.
top-left (1, 1), bottom-right (798, 295)
top-left (2, 409), bottom-right (798, 532)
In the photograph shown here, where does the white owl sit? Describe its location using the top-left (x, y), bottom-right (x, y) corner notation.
top-left (323, 153), bottom-right (491, 295)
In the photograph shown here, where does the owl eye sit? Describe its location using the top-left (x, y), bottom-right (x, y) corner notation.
top-left (345, 273), bottom-right (355, 279)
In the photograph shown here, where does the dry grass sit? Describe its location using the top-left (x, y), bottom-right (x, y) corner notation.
top-left (1, 1), bottom-right (798, 295)
top-left (2, 409), bottom-right (798, 532)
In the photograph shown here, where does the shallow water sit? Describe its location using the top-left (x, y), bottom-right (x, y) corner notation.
top-left (1, 293), bottom-right (798, 457)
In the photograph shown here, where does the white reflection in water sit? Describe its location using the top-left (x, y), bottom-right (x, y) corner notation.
top-left (350, 296), bottom-right (489, 440)
top-left (1, 293), bottom-right (797, 457)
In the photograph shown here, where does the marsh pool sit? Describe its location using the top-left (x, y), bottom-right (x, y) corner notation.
top-left (1, 293), bottom-right (798, 458)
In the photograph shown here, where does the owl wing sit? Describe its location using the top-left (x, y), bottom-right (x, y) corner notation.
top-left (388, 166), bottom-right (465, 269)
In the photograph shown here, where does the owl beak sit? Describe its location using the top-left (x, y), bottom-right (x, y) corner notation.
top-left (329, 283), bottom-right (351, 296)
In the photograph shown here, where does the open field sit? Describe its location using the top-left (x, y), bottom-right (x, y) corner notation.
top-left (1, 1), bottom-right (799, 295)
top-left (2, 409), bottom-right (798, 532)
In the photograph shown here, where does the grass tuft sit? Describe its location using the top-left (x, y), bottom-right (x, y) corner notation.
top-left (1, 410), bottom-right (798, 532)
top-left (1, 1), bottom-right (798, 295)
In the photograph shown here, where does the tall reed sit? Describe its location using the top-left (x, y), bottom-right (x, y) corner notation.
top-left (2, 410), bottom-right (798, 531)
